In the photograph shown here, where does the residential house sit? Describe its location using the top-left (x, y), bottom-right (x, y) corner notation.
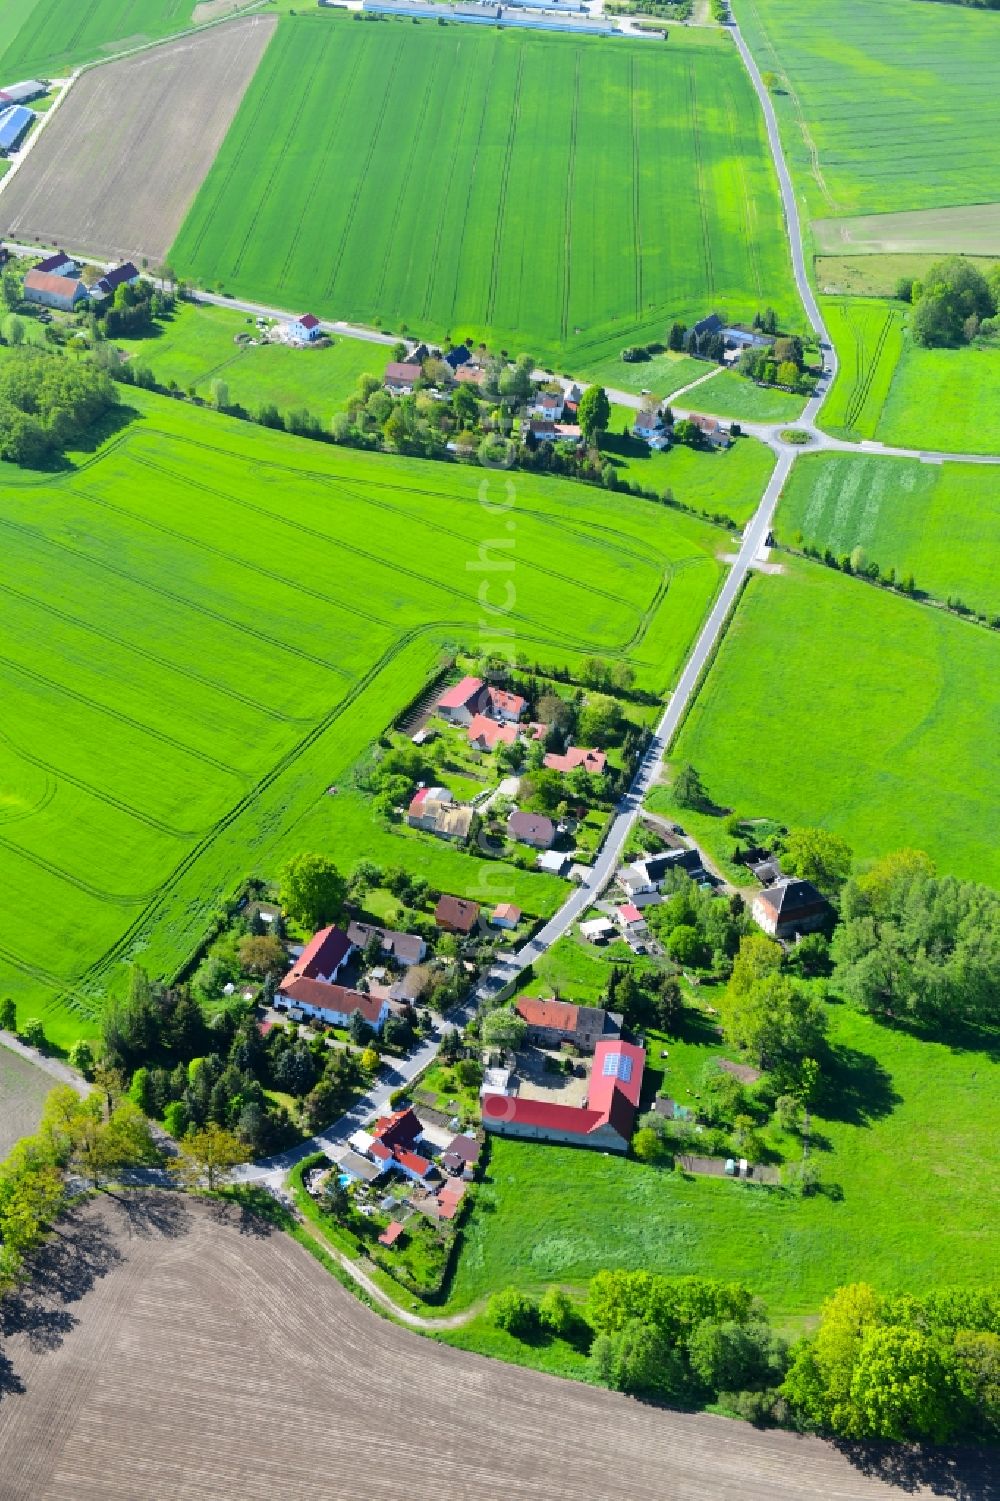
top-left (436, 675), bottom-right (485, 725)
top-left (616, 903), bottom-right (648, 939)
top-left (490, 903), bottom-right (521, 930)
top-left (23, 269), bottom-right (87, 310)
top-left (482, 1037), bottom-right (645, 1154)
top-left (506, 810), bottom-right (555, 849)
top-left (467, 713), bottom-right (517, 751)
top-left (434, 894), bottom-right (481, 935)
top-left (554, 422), bottom-right (582, 443)
top-left (93, 262), bottom-right (140, 299)
top-left (289, 312), bottom-right (322, 343)
top-left (528, 390), bottom-right (564, 421)
top-left (486, 685), bottom-right (525, 722)
top-left (346, 920), bottom-right (426, 967)
top-left (277, 979), bottom-right (388, 1032)
top-left (366, 1108), bottom-right (437, 1182)
top-left (633, 407), bottom-right (667, 446)
top-left (543, 746), bottom-right (607, 775)
top-left (525, 418), bottom-right (557, 442)
top-left (453, 363), bottom-right (484, 386)
top-left (689, 413), bottom-right (731, 450)
top-left (722, 323), bottom-right (775, 350)
top-left (407, 787), bottom-right (472, 843)
top-left (280, 924), bottom-right (354, 989)
top-left (514, 997), bottom-right (621, 1053)
top-left (752, 878), bottom-right (829, 940)
top-left (618, 847), bottom-right (705, 898)
top-left (378, 1221), bottom-right (405, 1247)
top-left (689, 312), bottom-right (723, 353)
top-left (338, 1150), bottom-right (384, 1183)
top-left (384, 360), bottom-right (423, 394)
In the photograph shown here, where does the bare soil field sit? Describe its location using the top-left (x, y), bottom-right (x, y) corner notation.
top-left (0, 1194), bottom-right (993, 1500)
top-left (0, 1044), bottom-right (51, 1159)
top-left (0, 15), bottom-right (275, 263)
top-left (813, 203), bottom-right (1000, 258)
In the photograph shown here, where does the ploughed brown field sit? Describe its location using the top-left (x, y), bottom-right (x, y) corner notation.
top-left (0, 1194), bottom-right (993, 1500)
top-left (0, 16), bottom-right (275, 264)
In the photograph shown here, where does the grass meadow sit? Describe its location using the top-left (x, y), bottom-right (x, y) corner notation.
top-left (684, 369), bottom-right (807, 424)
top-left (670, 557), bottom-right (1000, 887)
top-left (735, 0), bottom-right (1000, 218)
top-left (116, 301), bottom-right (381, 416)
top-left (776, 454), bottom-right (1000, 619)
top-left (0, 0), bottom-right (192, 78)
top-left (816, 299), bottom-right (904, 440)
top-left (0, 390), bottom-right (724, 1045)
top-left (603, 405), bottom-right (775, 526)
top-left (445, 1003), bottom-right (997, 1325)
top-left (171, 15), bottom-right (800, 368)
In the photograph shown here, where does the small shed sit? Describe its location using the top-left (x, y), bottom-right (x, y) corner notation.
top-left (378, 1220), bottom-right (405, 1247)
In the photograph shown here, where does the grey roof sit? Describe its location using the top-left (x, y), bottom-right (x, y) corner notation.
top-left (758, 878), bottom-right (827, 917)
top-left (0, 81), bottom-right (45, 104)
top-left (339, 1151), bottom-right (384, 1183)
top-left (507, 810), bottom-right (555, 844)
top-left (347, 920), bottom-right (425, 965)
top-left (691, 313), bottom-right (723, 339)
top-left (639, 848), bottom-right (704, 883)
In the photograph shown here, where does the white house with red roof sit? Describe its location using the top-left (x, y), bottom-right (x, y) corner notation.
top-left (467, 713), bottom-right (517, 751)
top-left (277, 924), bottom-right (389, 1031)
top-left (481, 1038), bottom-right (645, 1154)
top-left (616, 903), bottom-right (648, 937)
top-left (289, 312), bottom-right (322, 343)
top-left (485, 685), bottom-right (526, 722)
top-left (436, 675), bottom-right (486, 725)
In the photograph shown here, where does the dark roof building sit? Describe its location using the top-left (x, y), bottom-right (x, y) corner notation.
top-left (443, 344), bottom-right (471, 369)
top-left (506, 810), bottom-right (555, 849)
top-left (751, 878), bottom-right (829, 940)
top-left (33, 250), bottom-right (76, 275)
top-left (346, 919), bottom-right (426, 966)
top-left (690, 313), bottom-right (723, 344)
top-left (94, 261), bottom-right (139, 298)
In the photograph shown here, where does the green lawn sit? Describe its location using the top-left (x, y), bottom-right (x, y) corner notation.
top-left (0, 0), bottom-right (196, 78)
top-left (445, 1003), bottom-right (998, 1323)
top-left (171, 15), bottom-right (801, 368)
top-left (685, 369), bottom-right (808, 424)
top-left (735, 0), bottom-right (1000, 218)
top-left (116, 301), bottom-right (383, 418)
top-left (602, 405), bottom-right (775, 526)
top-left (776, 453), bottom-right (1000, 619)
top-left (0, 389), bottom-right (724, 1045)
top-left (572, 350), bottom-right (705, 399)
top-left (669, 556), bottom-right (1000, 887)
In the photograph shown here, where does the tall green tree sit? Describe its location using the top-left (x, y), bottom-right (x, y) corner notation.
top-left (280, 852), bottom-right (347, 930)
top-left (577, 384), bottom-right (610, 441)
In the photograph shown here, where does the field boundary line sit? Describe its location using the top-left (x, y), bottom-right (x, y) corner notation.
top-left (447, 36), bottom-right (498, 324)
top-left (629, 54), bottom-right (643, 319)
top-left (373, 45), bottom-right (441, 309)
top-left (0, 829), bottom-right (156, 908)
top-left (559, 50), bottom-right (581, 344)
top-left (421, 38), bottom-right (473, 322)
top-left (685, 58), bottom-right (715, 301)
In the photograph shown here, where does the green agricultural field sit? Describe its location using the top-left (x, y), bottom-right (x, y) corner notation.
top-left (444, 1003), bottom-right (998, 1324)
top-left (602, 406), bottom-right (775, 526)
top-left (819, 298), bottom-right (904, 440)
top-left (171, 15), bottom-right (800, 368)
top-left (776, 453), bottom-right (1000, 619)
top-left (735, 0), bottom-right (1000, 218)
top-left (0, 390), bottom-right (724, 1046)
top-left (0, 0), bottom-right (195, 78)
top-left (670, 557), bottom-right (1000, 886)
top-left (116, 301), bottom-right (382, 418)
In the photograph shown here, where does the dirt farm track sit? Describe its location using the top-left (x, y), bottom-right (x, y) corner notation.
top-left (0, 15), bottom-right (275, 264)
top-left (0, 1196), bottom-right (993, 1501)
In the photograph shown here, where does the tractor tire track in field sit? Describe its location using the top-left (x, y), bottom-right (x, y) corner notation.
top-left (231, 42), bottom-right (328, 279)
top-left (128, 427), bottom-right (663, 616)
top-left (0, 830), bottom-right (155, 909)
top-left (0, 724), bottom-right (205, 840)
top-left (485, 46), bottom-right (525, 328)
top-left (421, 40), bottom-right (473, 322)
top-left (323, 38), bottom-right (405, 303)
top-left (0, 650), bottom-right (247, 784)
top-left (559, 52), bottom-right (581, 344)
top-left (124, 450), bottom-right (600, 646)
top-left (448, 38), bottom-right (497, 325)
top-left (0, 939), bottom-right (96, 1019)
top-left (373, 47), bottom-right (441, 309)
top-left (0, 509), bottom-right (348, 681)
top-left (686, 59), bottom-right (715, 301)
top-left (0, 580), bottom-right (305, 726)
top-left (842, 306), bottom-right (894, 432)
top-left (277, 42), bottom-right (366, 294)
top-left (629, 55), bottom-right (643, 319)
top-left (725, 84), bottom-right (763, 301)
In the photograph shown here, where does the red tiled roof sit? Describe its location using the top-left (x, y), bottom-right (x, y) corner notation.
top-left (587, 1039), bottom-right (645, 1112)
top-left (481, 1093), bottom-right (605, 1134)
top-left (492, 903), bottom-right (521, 923)
top-left (487, 686), bottom-right (525, 718)
top-left (278, 978), bottom-right (383, 1026)
top-left (369, 1140), bottom-right (392, 1162)
top-left (283, 925), bottom-right (353, 983)
top-left (543, 747), bottom-right (607, 775)
top-left (435, 894), bottom-right (480, 932)
top-left (385, 361), bottom-right (422, 382)
top-left (298, 312), bottom-right (320, 329)
top-left (618, 903), bottom-right (643, 924)
top-left (407, 786), bottom-right (430, 815)
top-left (467, 713), bottom-right (516, 748)
top-left (395, 1149), bottom-right (432, 1178)
top-left (378, 1220), bottom-right (405, 1246)
top-left (515, 997), bottom-right (578, 1031)
top-left (437, 675), bottom-right (484, 710)
top-left (24, 269), bottom-right (84, 297)
top-left (372, 1107), bottom-right (422, 1151)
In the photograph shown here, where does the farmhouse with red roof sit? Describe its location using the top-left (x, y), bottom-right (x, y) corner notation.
top-left (436, 675), bottom-right (486, 725)
top-left (543, 746), bottom-right (607, 775)
top-left (277, 924), bottom-right (391, 1030)
top-left (481, 1038), bottom-right (645, 1154)
top-left (467, 713), bottom-right (517, 751)
top-left (289, 312), bottom-right (322, 343)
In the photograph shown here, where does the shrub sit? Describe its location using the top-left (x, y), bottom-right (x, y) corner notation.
top-left (487, 1285), bottom-right (540, 1338)
top-left (19, 1017), bottom-right (46, 1050)
top-left (539, 1286), bottom-right (576, 1337)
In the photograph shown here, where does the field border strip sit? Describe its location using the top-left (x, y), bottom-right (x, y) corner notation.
top-left (559, 49), bottom-right (581, 345)
top-left (372, 44), bottom-right (442, 309)
top-left (629, 53), bottom-right (642, 319)
top-left (485, 43), bottom-right (526, 328)
top-left (421, 37), bottom-right (473, 322)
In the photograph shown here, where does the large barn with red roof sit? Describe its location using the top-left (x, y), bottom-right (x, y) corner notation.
top-left (481, 1038), bottom-right (645, 1154)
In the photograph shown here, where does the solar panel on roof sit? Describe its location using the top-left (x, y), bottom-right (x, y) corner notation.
top-left (602, 1052), bottom-right (632, 1082)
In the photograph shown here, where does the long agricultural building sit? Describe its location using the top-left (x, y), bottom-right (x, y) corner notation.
top-left (359, 0), bottom-right (615, 33)
top-left (0, 104), bottom-right (34, 155)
